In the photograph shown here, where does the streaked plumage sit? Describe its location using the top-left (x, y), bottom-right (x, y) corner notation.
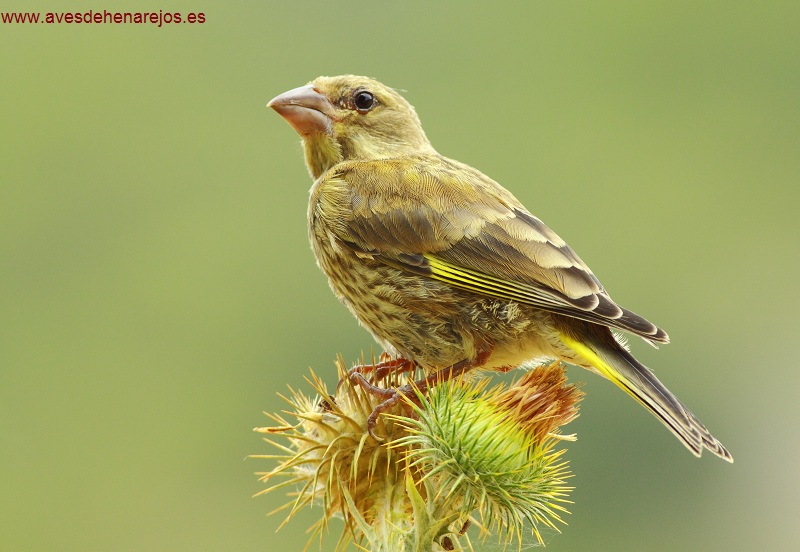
top-left (269, 75), bottom-right (732, 461)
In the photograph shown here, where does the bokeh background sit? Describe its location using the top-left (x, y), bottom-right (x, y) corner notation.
top-left (2, 1), bottom-right (798, 550)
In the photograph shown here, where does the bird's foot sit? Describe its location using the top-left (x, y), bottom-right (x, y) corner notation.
top-left (351, 352), bottom-right (489, 440)
top-left (348, 371), bottom-right (403, 442)
top-left (338, 354), bottom-right (417, 390)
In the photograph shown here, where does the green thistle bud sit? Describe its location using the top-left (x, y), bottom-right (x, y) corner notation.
top-left (253, 359), bottom-right (582, 551)
top-left (392, 363), bottom-right (583, 546)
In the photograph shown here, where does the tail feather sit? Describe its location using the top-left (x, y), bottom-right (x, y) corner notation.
top-left (560, 333), bottom-right (733, 462)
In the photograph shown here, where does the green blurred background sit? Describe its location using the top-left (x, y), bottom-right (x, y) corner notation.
top-left (2, 1), bottom-right (798, 550)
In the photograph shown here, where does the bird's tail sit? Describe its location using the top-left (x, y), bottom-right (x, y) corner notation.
top-left (560, 333), bottom-right (732, 462)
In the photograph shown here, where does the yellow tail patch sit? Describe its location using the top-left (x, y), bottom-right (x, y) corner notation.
top-left (559, 333), bottom-right (647, 409)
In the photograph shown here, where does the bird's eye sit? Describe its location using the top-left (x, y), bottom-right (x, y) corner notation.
top-left (353, 90), bottom-right (376, 112)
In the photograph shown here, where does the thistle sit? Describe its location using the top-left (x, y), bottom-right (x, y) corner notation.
top-left (253, 358), bottom-right (583, 551)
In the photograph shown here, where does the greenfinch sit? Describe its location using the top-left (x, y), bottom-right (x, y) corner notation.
top-left (269, 75), bottom-right (731, 461)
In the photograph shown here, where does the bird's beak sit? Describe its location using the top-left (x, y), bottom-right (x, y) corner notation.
top-left (268, 85), bottom-right (335, 136)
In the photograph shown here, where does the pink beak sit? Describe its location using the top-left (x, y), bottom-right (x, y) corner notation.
top-left (268, 85), bottom-right (335, 136)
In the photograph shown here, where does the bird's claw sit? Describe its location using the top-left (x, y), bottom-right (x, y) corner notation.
top-left (337, 355), bottom-right (417, 392)
top-left (349, 353), bottom-right (489, 441)
top-left (349, 372), bottom-right (400, 441)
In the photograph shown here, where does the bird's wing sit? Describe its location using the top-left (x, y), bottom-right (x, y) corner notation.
top-left (317, 156), bottom-right (668, 343)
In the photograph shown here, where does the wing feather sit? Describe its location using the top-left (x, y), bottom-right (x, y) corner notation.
top-left (317, 155), bottom-right (669, 343)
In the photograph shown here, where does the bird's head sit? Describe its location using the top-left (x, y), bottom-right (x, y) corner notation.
top-left (269, 75), bottom-right (435, 179)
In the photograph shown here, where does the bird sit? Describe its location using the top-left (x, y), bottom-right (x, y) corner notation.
top-left (268, 75), bottom-right (732, 462)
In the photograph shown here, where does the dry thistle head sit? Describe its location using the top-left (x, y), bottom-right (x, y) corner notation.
top-left (252, 356), bottom-right (413, 551)
top-left (252, 359), bottom-right (583, 551)
top-left (491, 364), bottom-right (583, 444)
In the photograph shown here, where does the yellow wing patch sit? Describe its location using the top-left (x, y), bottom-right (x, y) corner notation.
top-left (423, 254), bottom-right (565, 308)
